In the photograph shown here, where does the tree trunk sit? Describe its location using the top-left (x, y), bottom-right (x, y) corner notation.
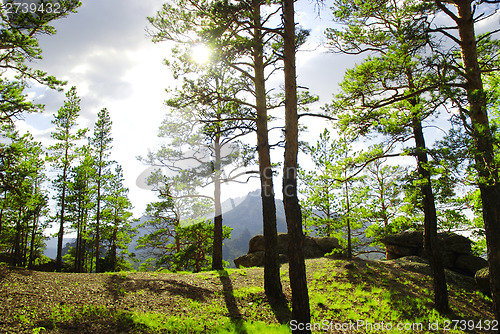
top-left (344, 182), bottom-right (352, 260)
top-left (80, 206), bottom-right (89, 273)
top-left (446, 0), bottom-right (500, 320)
top-left (22, 214), bottom-right (29, 267)
top-left (28, 212), bottom-right (38, 269)
top-left (212, 132), bottom-right (223, 270)
top-left (56, 163), bottom-right (68, 272)
top-left (412, 117), bottom-right (449, 314)
top-left (282, 0), bottom-right (311, 331)
top-left (74, 200), bottom-right (82, 273)
top-left (111, 216), bottom-right (118, 272)
top-left (14, 210), bottom-right (22, 266)
top-left (0, 191), bottom-right (4, 235)
top-left (253, 0), bottom-right (284, 301)
top-left (95, 163), bottom-right (102, 273)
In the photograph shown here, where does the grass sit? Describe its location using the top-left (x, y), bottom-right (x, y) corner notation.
top-left (305, 258), bottom-right (491, 333)
top-left (0, 257), bottom-right (495, 333)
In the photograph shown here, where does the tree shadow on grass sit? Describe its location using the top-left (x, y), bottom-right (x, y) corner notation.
top-left (104, 274), bottom-right (214, 303)
top-left (338, 258), bottom-right (490, 326)
top-left (268, 295), bottom-right (291, 325)
top-left (218, 270), bottom-right (248, 334)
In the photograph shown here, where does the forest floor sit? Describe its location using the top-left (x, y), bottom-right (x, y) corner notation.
top-left (0, 257), bottom-right (497, 334)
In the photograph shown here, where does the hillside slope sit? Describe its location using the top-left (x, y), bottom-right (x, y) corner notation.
top-left (0, 257), bottom-right (496, 333)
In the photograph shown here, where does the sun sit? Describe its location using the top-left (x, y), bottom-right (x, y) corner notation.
top-left (191, 44), bottom-right (211, 64)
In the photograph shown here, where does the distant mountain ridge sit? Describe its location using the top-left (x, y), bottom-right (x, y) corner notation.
top-left (220, 190), bottom-right (287, 266)
top-left (44, 190), bottom-right (288, 269)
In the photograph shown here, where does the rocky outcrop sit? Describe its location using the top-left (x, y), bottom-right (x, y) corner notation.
top-left (475, 267), bottom-right (490, 296)
top-left (381, 231), bottom-right (487, 277)
top-left (234, 233), bottom-right (342, 268)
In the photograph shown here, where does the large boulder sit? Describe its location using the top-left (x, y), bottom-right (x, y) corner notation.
top-left (385, 244), bottom-right (418, 259)
top-left (475, 267), bottom-right (490, 296)
top-left (234, 251), bottom-right (264, 268)
top-left (455, 254), bottom-right (488, 276)
top-left (248, 235), bottom-right (265, 253)
top-left (439, 232), bottom-right (472, 254)
top-left (235, 233), bottom-right (342, 268)
top-left (313, 237), bottom-right (341, 254)
top-left (234, 251), bottom-right (289, 268)
top-left (381, 231), bottom-right (423, 249)
top-left (381, 231), bottom-right (482, 277)
top-left (381, 231), bottom-right (471, 258)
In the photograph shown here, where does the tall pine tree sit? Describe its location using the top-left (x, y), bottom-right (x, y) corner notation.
top-left (48, 86), bottom-right (87, 272)
top-left (89, 108), bottom-right (113, 273)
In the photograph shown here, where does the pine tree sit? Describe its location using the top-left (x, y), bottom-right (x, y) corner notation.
top-left (300, 130), bottom-right (370, 258)
top-left (432, 0), bottom-right (500, 319)
top-left (89, 108), bottom-right (113, 273)
top-left (327, 0), bottom-right (450, 313)
top-left (66, 145), bottom-right (95, 272)
top-left (282, 0), bottom-right (311, 329)
top-left (148, 0), bottom-right (292, 300)
top-left (48, 87), bottom-right (87, 272)
top-left (101, 165), bottom-right (134, 272)
top-left (0, 0), bottom-right (81, 123)
top-left (0, 127), bottom-right (47, 267)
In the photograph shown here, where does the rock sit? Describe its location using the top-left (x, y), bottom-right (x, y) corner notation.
top-left (386, 244), bottom-right (418, 258)
top-left (381, 231), bottom-right (471, 255)
top-left (238, 233), bottom-right (342, 268)
top-left (32, 259), bottom-right (58, 272)
top-left (234, 251), bottom-right (289, 268)
top-left (455, 255), bottom-right (488, 276)
top-left (247, 233), bottom-right (340, 257)
top-left (438, 232), bottom-right (471, 254)
top-left (278, 254), bottom-right (289, 264)
top-left (313, 237), bottom-right (341, 253)
top-left (234, 251), bottom-right (265, 268)
top-left (303, 237), bottom-right (325, 258)
top-left (440, 251), bottom-right (458, 269)
top-left (381, 231), bottom-right (423, 249)
top-left (475, 267), bottom-right (490, 296)
top-left (248, 235), bottom-right (265, 253)
top-left (381, 230), bottom-right (479, 276)
top-left (385, 256), bottom-right (431, 275)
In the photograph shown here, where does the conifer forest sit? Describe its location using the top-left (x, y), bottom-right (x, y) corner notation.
top-left (0, 0), bottom-right (499, 333)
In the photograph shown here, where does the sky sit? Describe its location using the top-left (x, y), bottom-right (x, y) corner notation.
top-left (16, 0), bottom-right (355, 220)
top-left (15, 0), bottom-right (500, 223)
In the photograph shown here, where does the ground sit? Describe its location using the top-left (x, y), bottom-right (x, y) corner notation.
top-left (0, 257), bottom-right (496, 333)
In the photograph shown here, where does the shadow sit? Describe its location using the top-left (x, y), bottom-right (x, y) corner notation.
top-left (0, 265), bottom-right (8, 282)
top-left (268, 295), bottom-right (291, 325)
top-left (104, 274), bottom-right (214, 303)
top-left (218, 270), bottom-right (247, 334)
top-left (335, 257), bottom-right (494, 331)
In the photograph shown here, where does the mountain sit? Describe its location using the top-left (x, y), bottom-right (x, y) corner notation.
top-left (220, 190), bottom-right (287, 267)
top-left (42, 190), bottom-right (286, 269)
top-left (128, 190), bottom-right (287, 268)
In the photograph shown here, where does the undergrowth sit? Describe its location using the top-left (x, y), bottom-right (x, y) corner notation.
top-left (1, 258), bottom-right (495, 334)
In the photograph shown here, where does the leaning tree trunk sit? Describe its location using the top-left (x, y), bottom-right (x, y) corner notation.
top-left (282, 0), bottom-right (311, 331)
top-left (253, 0), bottom-right (284, 300)
top-left (412, 117), bottom-right (449, 314)
top-left (405, 67), bottom-right (449, 313)
top-left (449, 0), bottom-right (500, 320)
